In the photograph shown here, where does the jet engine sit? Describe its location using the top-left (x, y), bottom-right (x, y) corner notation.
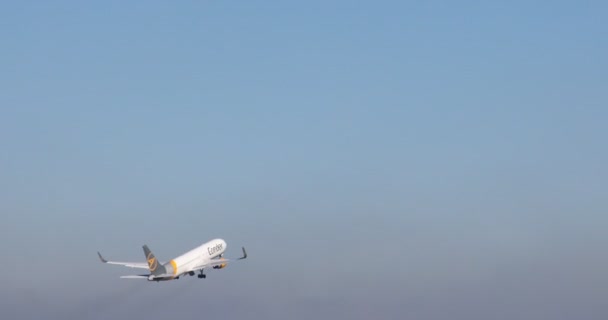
top-left (213, 258), bottom-right (227, 269)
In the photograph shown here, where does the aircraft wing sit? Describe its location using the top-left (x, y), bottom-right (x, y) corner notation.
top-left (97, 252), bottom-right (156, 269)
top-left (190, 247), bottom-right (248, 271)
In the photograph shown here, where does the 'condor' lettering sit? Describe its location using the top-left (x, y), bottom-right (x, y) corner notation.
top-left (208, 243), bottom-right (223, 255)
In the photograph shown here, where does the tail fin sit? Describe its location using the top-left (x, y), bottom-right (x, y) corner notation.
top-left (143, 245), bottom-right (166, 276)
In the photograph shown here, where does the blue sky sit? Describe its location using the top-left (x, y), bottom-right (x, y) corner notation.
top-left (1, 1), bottom-right (607, 319)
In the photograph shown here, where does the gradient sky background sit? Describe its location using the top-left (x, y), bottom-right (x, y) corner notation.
top-left (1, 1), bottom-right (607, 319)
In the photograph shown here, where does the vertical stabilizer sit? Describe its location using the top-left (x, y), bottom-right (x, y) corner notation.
top-left (143, 245), bottom-right (167, 276)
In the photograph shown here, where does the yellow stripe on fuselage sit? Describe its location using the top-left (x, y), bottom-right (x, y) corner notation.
top-left (170, 260), bottom-right (178, 275)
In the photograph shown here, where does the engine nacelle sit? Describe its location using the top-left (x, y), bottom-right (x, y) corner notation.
top-left (213, 258), bottom-right (227, 269)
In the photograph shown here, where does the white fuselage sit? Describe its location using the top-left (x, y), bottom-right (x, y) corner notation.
top-left (164, 238), bottom-right (227, 277)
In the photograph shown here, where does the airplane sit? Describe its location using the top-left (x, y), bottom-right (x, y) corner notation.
top-left (97, 238), bottom-right (247, 281)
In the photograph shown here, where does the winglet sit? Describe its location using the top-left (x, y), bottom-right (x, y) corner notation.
top-left (238, 247), bottom-right (247, 260)
top-left (97, 251), bottom-right (108, 263)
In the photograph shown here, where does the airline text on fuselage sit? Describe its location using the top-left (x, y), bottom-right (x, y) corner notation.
top-left (208, 243), bottom-right (223, 256)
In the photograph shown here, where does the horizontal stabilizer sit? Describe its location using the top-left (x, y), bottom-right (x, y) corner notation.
top-left (120, 275), bottom-right (149, 279)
